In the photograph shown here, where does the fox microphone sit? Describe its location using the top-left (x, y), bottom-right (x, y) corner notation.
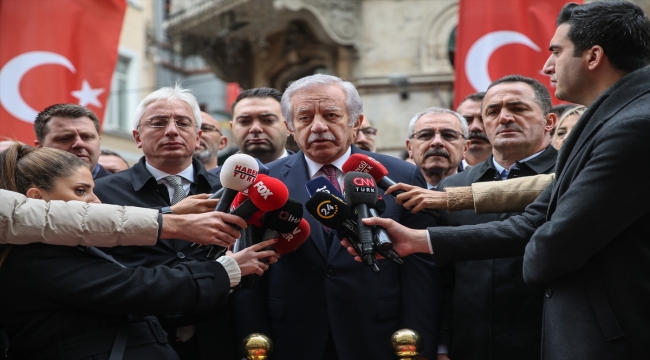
top-left (342, 153), bottom-right (439, 218)
top-left (230, 176), bottom-right (289, 226)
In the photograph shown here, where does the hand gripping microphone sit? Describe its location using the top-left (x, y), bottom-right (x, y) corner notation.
top-left (342, 172), bottom-right (379, 267)
top-left (213, 176), bottom-right (287, 259)
top-left (214, 154), bottom-right (259, 212)
top-left (307, 177), bottom-right (402, 265)
top-left (305, 191), bottom-right (379, 273)
top-left (305, 192), bottom-right (380, 273)
top-left (342, 153), bottom-right (440, 219)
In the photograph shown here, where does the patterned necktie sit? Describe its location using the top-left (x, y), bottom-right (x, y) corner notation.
top-left (321, 164), bottom-right (342, 194)
top-left (164, 175), bottom-right (186, 205)
top-left (164, 175), bottom-right (195, 341)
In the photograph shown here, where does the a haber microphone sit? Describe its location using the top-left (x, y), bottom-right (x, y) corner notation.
top-left (305, 192), bottom-right (380, 273)
top-left (342, 153), bottom-right (440, 218)
top-left (343, 172), bottom-right (378, 267)
top-left (214, 154), bottom-right (259, 212)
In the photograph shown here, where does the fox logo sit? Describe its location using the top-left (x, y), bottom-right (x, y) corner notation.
top-left (254, 181), bottom-right (273, 199)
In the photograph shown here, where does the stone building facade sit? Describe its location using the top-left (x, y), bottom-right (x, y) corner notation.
top-left (164, 0), bottom-right (650, 155)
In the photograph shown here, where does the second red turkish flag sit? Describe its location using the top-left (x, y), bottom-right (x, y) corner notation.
top-left (454, 0), bottom-right (580, 107)
top-left (0, 0), bottom-right (126, 143)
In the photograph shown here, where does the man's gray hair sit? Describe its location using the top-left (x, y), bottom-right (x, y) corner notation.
top-left (133, 83), bottom-right (202, 130)
top-left (281, 74), bottom-right (363, 131)
top-left (407, 107), bottom-right (469, 139)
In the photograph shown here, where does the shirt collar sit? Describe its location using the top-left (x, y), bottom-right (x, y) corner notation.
top-left (304, 147), bottom-right (352, 179)
top-left (492, 148), bottom-right (546, 175)
top-left (279, 149), bottom-right (290, 159)
top-left (145, 161), bottom-right (195, 183)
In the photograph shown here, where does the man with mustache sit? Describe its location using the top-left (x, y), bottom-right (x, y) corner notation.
top-left (435, 75), bottom-right (557, 360)
top-left (234, 74), bottom-right (440, 360)
top-left (34, 104), bottom-right (111, 179)
top-left (406, 107), bottom-right (469, 189)
top-left (456, 92), bottom-right (491, 169)
top-left (194, 111), bottom-right (227, 171)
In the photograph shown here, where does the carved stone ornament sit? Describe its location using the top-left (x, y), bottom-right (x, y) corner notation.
top-left (274, 0), bottom-right (361, 47)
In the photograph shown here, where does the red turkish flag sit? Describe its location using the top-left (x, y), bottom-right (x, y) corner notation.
top-left (0, 0), bottom-right (126, 143)
top-left (453, 0), bottom-right (581, 107)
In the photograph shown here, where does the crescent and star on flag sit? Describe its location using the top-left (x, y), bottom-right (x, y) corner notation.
top-left (0, 51), bottom-right (104, 124)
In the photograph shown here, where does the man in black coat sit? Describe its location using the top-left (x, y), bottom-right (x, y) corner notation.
top-left (94, 85), bottom-right (244, 360)
top-left (436, 76), bottom-right (557, 360)
top-left (360, 2), bottom-right (650, 359)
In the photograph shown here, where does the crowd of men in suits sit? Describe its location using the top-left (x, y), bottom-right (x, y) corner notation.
top-left (1, 1), bottom-right (650, 359)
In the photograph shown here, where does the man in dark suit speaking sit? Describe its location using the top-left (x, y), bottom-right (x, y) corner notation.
top-left (234, 74), bottom-right (441, 359)
top-left (358, 1), bottom-right (650, 359)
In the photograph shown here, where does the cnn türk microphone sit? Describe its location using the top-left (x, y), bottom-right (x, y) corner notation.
top-left (342, 153), bottom-right (440, 219)
top-left (274, 218), bottom-right (310, 254)
top-left (214, 154), bottom-right (259, 212)
top-left (343, 172), bottom-right (378, 267)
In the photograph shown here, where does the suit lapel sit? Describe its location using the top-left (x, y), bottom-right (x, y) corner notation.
top-left (281, 151), bottom-right (329, 260)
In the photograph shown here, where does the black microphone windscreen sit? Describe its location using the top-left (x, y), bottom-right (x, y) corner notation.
top-left (342, 172), bottom-right (378, 207)
top-left (305, 192), bottom-right (355, 233)
top-left (262, 198), bottom-right (303, 234)
top-left (374, 195), bottom-right (386, 216)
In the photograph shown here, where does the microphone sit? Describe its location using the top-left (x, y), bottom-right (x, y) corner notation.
top-left (342, 153), bottom-right (440, 218)
top-left (229, 176), bottom-right (290, 227)
top-left (209, 175), bottom-right (287, 259)
top-left (342, 172), bottom-right (378, 267)
top-left (214, 154), bottom-right (259, 212)
top-left (305, 176), bottom-right (343, 198)
top-left (208, 159), bottom-right (269, 200)
top-left (262, 198), bottom-right (304, 240)
top-left (274, 218), bottom-right (310, 254)
top-left (308, 177), bottom-right (402, 265)
top-left (305, 191), bottom-right (380, 273)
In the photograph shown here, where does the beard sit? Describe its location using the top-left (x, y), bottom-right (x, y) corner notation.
top-left (193, 148), bottom-right (217, 163)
